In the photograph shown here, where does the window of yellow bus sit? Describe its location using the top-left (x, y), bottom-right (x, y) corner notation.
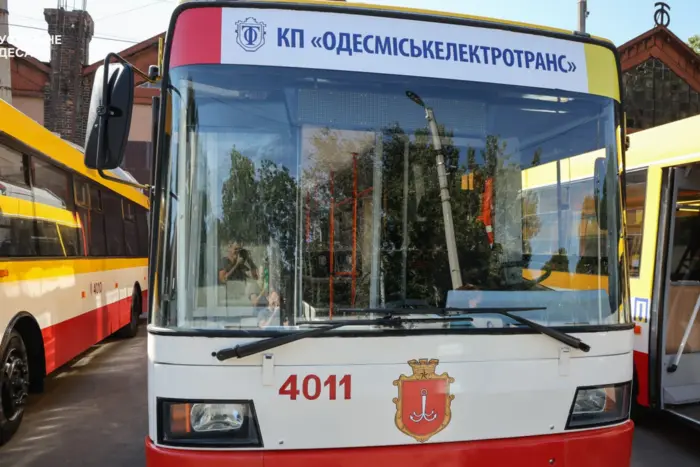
top-left (0, 144), bottom-right (35, 257)
top-left (624, 169), bottom-right (647, 277)
top-left (103, 190), bottom-right (126, 256)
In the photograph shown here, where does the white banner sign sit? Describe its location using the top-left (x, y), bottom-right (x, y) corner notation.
top-left (219, 8), bottom-right (589, 94)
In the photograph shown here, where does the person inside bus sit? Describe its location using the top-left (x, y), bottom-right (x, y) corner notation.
top-left (218, 241), bottom-right (260, 306)
top-left (257, 290), bottom-right (289, 328)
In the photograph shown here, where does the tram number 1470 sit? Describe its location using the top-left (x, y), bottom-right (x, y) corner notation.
top-left (279, 374), bottom-right (352, 400)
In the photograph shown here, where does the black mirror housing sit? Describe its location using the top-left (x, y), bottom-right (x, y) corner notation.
top-left (84, 56), bottom-right (135, 170)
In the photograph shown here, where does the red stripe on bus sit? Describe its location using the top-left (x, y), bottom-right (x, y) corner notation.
top-left (633, 350), bottom-right (650, 407)
top-left (169, 7), bottom-right (223, 68)
top-left (41, 289), bottom-right (148, 374)
top-left (145, 420), bottom-right (633, 467)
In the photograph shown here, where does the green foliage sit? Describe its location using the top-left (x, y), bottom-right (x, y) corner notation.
top-left (689, 35), bottom-right (700, 54)
top-left (219, 120), bottom-right (552, 309)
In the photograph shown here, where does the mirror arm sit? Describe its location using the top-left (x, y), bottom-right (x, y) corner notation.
top-left (97, 168), bottom-right (150, 191)
top-left (102, 51), bottom-right (158, 84)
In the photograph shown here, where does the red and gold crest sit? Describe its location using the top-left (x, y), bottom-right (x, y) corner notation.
top-left (392, 359), bottom-right (455, 443)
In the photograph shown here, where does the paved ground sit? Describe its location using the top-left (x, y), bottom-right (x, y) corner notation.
top-left (1, 325), bottom-right (699, 466)
top-left (0, 324), bottom-right (148, 467)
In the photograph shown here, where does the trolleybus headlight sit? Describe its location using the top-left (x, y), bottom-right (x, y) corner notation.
top-left (565, 382), bottom-right (631, 429)
top-left (158, 399), bottom-right (262, 447)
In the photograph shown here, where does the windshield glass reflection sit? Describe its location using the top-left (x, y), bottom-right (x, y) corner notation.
top-left (155, 65), bottom-right (625, 331)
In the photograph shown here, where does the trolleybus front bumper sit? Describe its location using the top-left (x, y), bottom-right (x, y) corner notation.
top-left (145, 419), bottom-right (633, 467)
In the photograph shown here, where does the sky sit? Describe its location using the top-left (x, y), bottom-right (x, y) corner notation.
top-left (6, 0), bottom-right (700, 64)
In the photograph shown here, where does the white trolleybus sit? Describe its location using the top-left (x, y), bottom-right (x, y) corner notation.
top-left (80, 1), bottom-right (633, 466)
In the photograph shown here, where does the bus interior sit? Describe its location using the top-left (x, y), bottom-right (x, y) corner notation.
top-left (659, 161), bottom-right (700, 425)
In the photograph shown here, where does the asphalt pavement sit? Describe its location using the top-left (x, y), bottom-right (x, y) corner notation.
top-left (0, 324), bottom-right (148, 467)
top-left (1, 324), bottom-right (699, 466)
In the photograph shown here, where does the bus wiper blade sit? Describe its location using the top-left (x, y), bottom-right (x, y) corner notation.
top-left (215, 322), bottom-right (346, 361)
top-left (443, 307), bottom-right (591, 352)
top-left (337, 306), bottom-right (545, 315)
top-left (214, 315), bottom-right (477, 361)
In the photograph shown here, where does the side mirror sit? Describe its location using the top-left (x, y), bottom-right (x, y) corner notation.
top-left (593, 157), bottom-right (608, 231)
top-left (84, 55), bottom-right (134, 170)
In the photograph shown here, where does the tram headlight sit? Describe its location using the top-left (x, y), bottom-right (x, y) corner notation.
top-left (158, 399), bottom-right (262, 447)
top-left (565, 382), bottom-right (631, 429)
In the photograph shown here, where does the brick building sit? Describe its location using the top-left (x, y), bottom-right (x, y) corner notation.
top-left (7, 4), bottom-right (700, 185)
top-left (9, 7), bottom-right (161, 185)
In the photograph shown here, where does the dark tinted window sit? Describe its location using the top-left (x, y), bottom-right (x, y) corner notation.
top-left (32, 158), bottom-right (81, 257)
top-left (35, 220), bottom-right (65, 257)
top-left (123, 201), bottom-right (139, 257)
top-left (75, 207), bottom-right (90, 255)
top-left (136, 208), bottom-right (149, 257)
top-left (0, 145), bottom-right (35, 257)
top-left (59, 224), bottom-right (83, 256)
top-left (0, 144), bottom-right (29, 187)
top-left (32, 158), bottom-right (74, 210)
top-left (625, 169), bottom-right (647, 277)
top-left (103, 190), bottom-right (125, 256)
top-left (88, 185), bottom-right (106, 256)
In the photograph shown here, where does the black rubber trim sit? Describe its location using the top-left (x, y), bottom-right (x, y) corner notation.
top-left (148, 322), bottom-right (634, 338)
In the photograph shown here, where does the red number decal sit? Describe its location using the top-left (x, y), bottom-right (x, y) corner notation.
top-left (279, 375), bottom-right (300, 400)
top-left (279, 374), bottom-right (352, 400)
top-left (303, 375), bottom-right (321, 400)
top-left (339, 374), bottom-right (351, 400)
top-left (324, 375), bottom-right (337, 400)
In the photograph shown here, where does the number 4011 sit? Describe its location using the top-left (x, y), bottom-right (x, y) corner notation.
top-left (278, 374), bottom-right (352, 400)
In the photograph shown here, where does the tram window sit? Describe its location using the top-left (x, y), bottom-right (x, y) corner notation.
top-left (136, 208), bottom-right (149, 257)
top-left (32, 158), bottom-right (74, 210)
top-left (32, 159), bottom-right (81, 256)
top-left (75, 207), bottom-right (90, 254)
top-left (35, 220), bottom-right (65, 257)
top-left (625, 169), bottom-right (647, 277)
top-left (0, 145), bottom-right (36, 257)
top-left (103, 191), bottom-right (126, 256)
top-left (88, 186), bottom-right (107, 256)
top-left (74, 179), bottom-right (89, 207)
top-left (124, 201), bottom-right (139, 257)
top-left (58, 224), bottom-right (83, 256)
top-left (0, 144), bottom-right (30, 187)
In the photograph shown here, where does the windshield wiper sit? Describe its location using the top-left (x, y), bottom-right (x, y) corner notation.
top-left (442, 307), bottom-right (591, 352)
top-left (214, 314), bottom-right (495, 361)
top-left (339, 306), bottom-right (590, 352)
top-left (214, 303), bottom-right (589, 360)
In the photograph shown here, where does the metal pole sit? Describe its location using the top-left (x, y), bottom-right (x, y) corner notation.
top-left (577, 0), bottom-right (587, 34)
top-left (426, 108), bottom-right (463, 290)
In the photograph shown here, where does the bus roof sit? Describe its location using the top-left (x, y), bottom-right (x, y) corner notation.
top-left (0, 99), bottom-right (149, 209)
top-left (625, 114), bottom-right (700, 171)
top-left (177, 0), bottom-right (615, 45)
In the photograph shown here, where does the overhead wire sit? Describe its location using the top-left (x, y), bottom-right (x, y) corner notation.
top-left (4, 23), bottom-right (139, 43)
